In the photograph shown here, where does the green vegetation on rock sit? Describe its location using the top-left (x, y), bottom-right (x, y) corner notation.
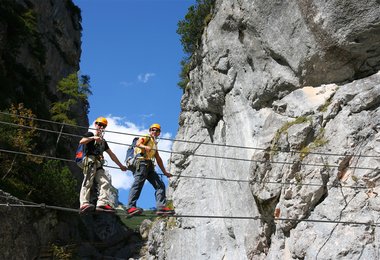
top-left (177, 0), bottom-right (215, 90)
top-left (0, 104), bottom-right (78, 207)
top-left (51, 73), bottom-right (92, 125)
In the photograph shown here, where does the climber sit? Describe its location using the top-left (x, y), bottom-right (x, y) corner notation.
top-left (79, 117), bottom-right (127, 213)
top-left (126, 123), bottom-right (175, 216)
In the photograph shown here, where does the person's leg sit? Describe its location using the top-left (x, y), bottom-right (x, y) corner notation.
top-left (146, 166), bottom-right (166, 208)
top-left (95, 167), bottom-right (112, 207)
top-left (79, 162), bottom-right (96, 207)
top-left (127, 162), bottom-right (148, 208)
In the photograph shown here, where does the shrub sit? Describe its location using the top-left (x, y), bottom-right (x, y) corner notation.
top-left (177, 0), bottom-right (215, 90)
top-left (32, 160), bottom-right (78, 207)
top-left (0, 104), bottom-right (78, 207)
top-left (51, 73), bottom-right (91, 124)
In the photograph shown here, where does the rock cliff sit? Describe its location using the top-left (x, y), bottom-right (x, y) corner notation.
top-left (0, 0), bottom-right (86, 123)
top-left (147, 0), bottom-right (380, 259)
top-left (0, 1), bottom-right (141, 259)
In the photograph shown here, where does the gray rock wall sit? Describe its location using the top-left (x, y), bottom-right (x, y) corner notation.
top-left (0, 191), bottom-right (58, 259)
top-left (0, 190), bottom-right (143, 259)
top-left (0, 0), bottom-right (87, 127)
top-left (147, 0), bottom-right (380, 259)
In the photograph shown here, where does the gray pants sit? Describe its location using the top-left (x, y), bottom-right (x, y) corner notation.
top-left (127, 160), bottom-right (166, 209)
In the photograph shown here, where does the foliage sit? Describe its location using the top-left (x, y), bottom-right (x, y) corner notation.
top-left (177, 0), bottom-right (215, 55)
top-left (176, 0), bottom-right (215, 90)
top-left (32, 160), bottom-right (77, 207)
top-left (51, 244), bottom-right (73, 260)
top-left (178, 59), bottom-right (193, 90)
top-left (0, 104), bottom-right (40, 196)
top-left (0, 104), bottom-right (41, 166)
top-left (318, 96), bottom-right (334, 112)
top-left (0, 104), bottom-right (78, 207)
top-left (299, 128), bottom-right (329, 160)
top-left (119, 210), bottom-right (157, 231)
top-left (51, 73), bottom-right (92, 124)
top-left (0, 2), bottom-right (84, 209)
top-left (270, 116), bottom-right (312, 155)
top-left (119, 201), bottom-right (175, 230)
top-left (9, 103), bottom-right (39, 154)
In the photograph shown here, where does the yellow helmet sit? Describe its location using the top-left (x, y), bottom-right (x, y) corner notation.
top-left (95, 117), bottom-right (108, 127)
top-left (150, 123), bottom-right (161, 130)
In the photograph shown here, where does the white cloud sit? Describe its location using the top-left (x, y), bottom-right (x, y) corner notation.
top-left (89, 116), bottom-right (173, 191)
top-left (137, 72), bottom-right (156, 83)
top-left (120, 72), bottom-right (156, 86)
top-left (119, 81), bottom-right (133, 87)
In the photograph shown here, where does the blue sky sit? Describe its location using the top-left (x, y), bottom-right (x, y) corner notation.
top-left (73, 0), bottom-right (196, 209)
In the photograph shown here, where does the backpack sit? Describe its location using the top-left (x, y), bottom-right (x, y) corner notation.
top-left (75, 143), bottom-right (87, 169)
top-left (125, 136), bottom-right (150, 172)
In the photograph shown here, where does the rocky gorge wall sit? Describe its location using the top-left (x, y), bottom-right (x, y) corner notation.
top-left (147, 0), bottom-right (380, 259)
top-left (1, 1), bottom-right (89, 258)
top-left (0, 0), bottom-right (88, 154)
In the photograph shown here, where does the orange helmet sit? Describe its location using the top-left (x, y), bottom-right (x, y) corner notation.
top-left (95, 117), bottom-right (108, 127)
top-left (150, 123), bottom-right (161, 130)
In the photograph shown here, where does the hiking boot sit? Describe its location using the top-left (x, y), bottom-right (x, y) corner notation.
top-left (156, 206), bottom-right (175, 216)
top-left (79, 203), bottom-right (95, 214)
top-left (96, 204), bottom-right (116, 213)
top-left (127, 207), bottom-right (143, 216)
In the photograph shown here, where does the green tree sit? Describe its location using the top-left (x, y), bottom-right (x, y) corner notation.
top-left (0, 104), bottom-right (41, 175)
top-left (177, 0), bottom-right (215, 55)
top-left (176, 0), bottom-right (215, 90)
top-left (0, 104), bottom-right (78, 207)
top-left (51, 72), bottom-right (92, 124)
top-left (32, 160), bottom-right (77, 207)
top-left (0, 104), bottom-right (41, 197)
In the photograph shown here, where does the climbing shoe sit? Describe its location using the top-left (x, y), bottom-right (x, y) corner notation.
top-left (156, 207), bottom-right (175, 216)
top-left (127, 207), bottom-right (143, 216)
top-left (96, 204), bottom-right (116, 213)
top-left (79, 203), bottom-right (95, 214)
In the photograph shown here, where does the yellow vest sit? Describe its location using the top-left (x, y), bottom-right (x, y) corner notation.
top-left (134, 134), bottom-right (157, 160)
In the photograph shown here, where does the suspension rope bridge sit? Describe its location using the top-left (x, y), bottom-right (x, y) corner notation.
top-left (0, 112), bottom-right (379, 227)
top-left (1, 111), bottom-right (379, 158)
top-left (0, 199), bottom-right (378, 227)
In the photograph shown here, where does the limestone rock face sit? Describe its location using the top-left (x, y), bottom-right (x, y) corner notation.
top-left (147, 0), bottom-right (380, 259)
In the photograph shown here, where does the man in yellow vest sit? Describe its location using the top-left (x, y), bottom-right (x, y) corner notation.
top-left (126, 123), bottom-right (174, 216)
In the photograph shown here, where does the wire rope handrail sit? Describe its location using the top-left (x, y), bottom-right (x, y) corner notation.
top-left (1, 111), bottom-right (379, 158)
top-left (0, 148), bottom-right (376, 190)
top-left (0, 202), bottom-right (378, 227)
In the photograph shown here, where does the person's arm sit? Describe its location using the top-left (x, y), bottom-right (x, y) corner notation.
top-left (105, 149), bottom-right (127, 171)
top-left (79, 133), bottom-right (101, 145)
top-left (155, 151), bottom-right (172, 177)
top-left (136, 137), bottom-right (151, 152)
